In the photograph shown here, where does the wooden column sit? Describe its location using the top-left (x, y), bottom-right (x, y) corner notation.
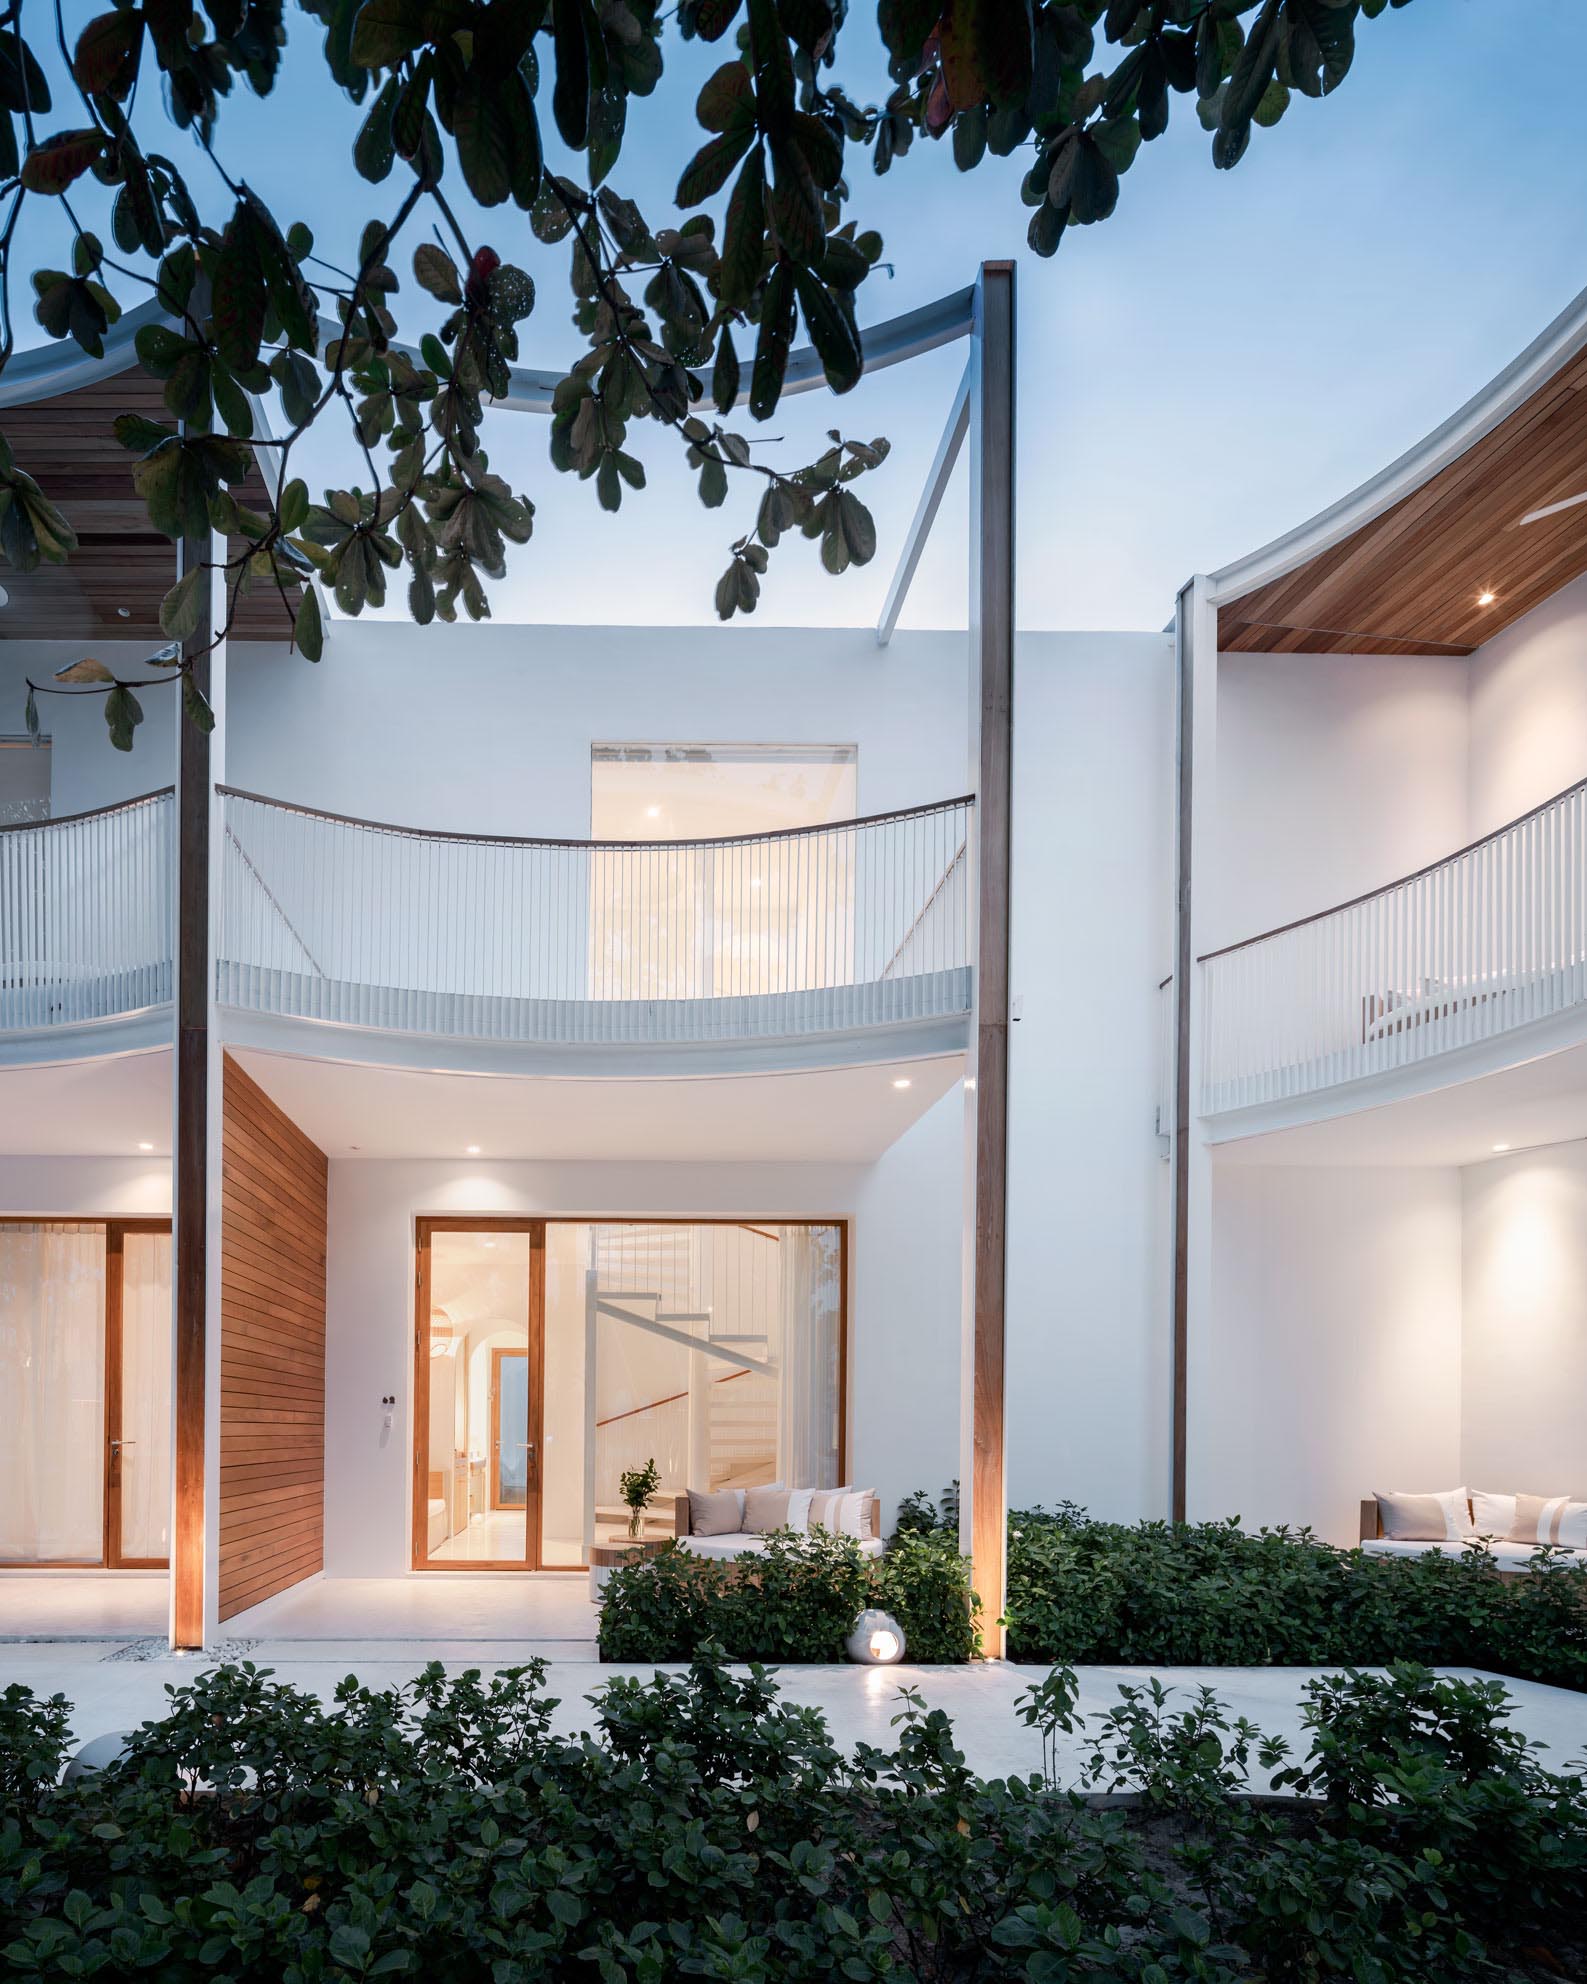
top-left (967, 261), bottom-right (1016, 1652)
top-left (171, 527), bottom-right (220, 1648)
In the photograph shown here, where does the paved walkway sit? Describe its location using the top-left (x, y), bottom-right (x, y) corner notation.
top-left (3, 1638), bottom-right (1583, 1789)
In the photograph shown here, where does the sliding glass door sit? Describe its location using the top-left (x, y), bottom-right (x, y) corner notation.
top-left (0, 1220), bottom-right (172, 1567)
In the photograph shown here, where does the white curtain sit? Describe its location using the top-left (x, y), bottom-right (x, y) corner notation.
top-left (118, 1231), bottom-right (172, 1561)
top-left (776, 1225), bottom-right (842, 1488)
top-left (0, 1224), bottom-right (106, 1562)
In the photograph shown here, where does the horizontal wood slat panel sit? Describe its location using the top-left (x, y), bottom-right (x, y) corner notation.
top-left (1219, 348), bottom-right (1587, 654)
top-left (218, 1055), bottom-right (328, 1623)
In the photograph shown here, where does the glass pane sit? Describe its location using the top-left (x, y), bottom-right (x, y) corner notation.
top-left (0, 1223), bottom-right (106, 1563)
top-left (118, 1231), bottom-right (172, 1562)
top-left (540, 1223), bottom-right (588, 1567)
top-left (571, 1222), bottom-right (842, 1554)
top-left (425, 1230), bottom-right (531, 1564)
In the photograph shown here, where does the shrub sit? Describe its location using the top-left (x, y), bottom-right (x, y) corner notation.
top-left (3, 1657), bottom-right (1586, 1980)
top-left (599, 1526), bottom-right (978, 1663)
top-left (1006, 1508), bottom-right (1587, 1689)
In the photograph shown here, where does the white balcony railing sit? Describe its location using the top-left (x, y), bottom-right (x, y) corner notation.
top-left (1200, 774), bottom-right (1587, 1113)
top-left (217, 789), bottom-right (974, 1047)
top-left (0, 790), bottom-right (174, 1033)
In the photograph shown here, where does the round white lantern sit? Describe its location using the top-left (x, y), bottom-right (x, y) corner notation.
top-left (846, 1608), bottom-right (906, 1665)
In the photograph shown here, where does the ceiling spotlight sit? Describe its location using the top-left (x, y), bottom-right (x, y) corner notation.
top-left (1491, 1143), bottom-right (1510, 1153)
top-left (645, 805), bottom-right (661, 819)
top-left (891, 1077), bottom-right (912, 1090)
top-left (136, 1141), bottom-right (155, 1152)
top-left (1475, 589), bottom-right (1497, 608)
top-left (482, 1239), bottom-right (496, 1249)
top-left (116, 606), bottom-right (131, 619)
top-left (465, 1144), bottom-right (481, 1155)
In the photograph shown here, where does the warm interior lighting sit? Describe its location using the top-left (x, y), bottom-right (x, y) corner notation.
top-left (465, 1144), bottom-right (481, 1155)
top-left (645, 804), bottom-right (661, 818)
top-left (891, 1077), bottom-right (912, 1090)
top-left (136, 1141), bottom-right (154, 1152)
top-left (1492, 1143), bottom-right (1511, 1153)
top-left (1476, 589), bottom-right (1497, 608)
top-left (964, 1077), bottom-right (977, 1091)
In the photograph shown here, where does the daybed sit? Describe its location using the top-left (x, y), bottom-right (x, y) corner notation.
top-left (671, 1485), bottom-right (884, 1561)
top-left (1360, 1489), bottom-right (1587, 1571)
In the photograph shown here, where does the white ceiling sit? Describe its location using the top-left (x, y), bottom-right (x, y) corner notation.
top-left (0, 1050), bottom-right (171, 1156)
top-left (1215, 1040), bottom-right (1587, 1169)
top-left (233, 1047), bottom-right (963, 1162)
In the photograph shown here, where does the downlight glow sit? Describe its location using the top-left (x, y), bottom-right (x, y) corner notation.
top-left (1476, 589), bottom-right (1497, 608)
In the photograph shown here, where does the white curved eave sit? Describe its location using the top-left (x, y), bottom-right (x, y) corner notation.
top-left (1202, 276), bottom-right (1587, 611)
top-left (0, 285), bottom-right (977, 416)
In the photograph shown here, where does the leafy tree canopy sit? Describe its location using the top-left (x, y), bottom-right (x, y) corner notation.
top-left (0, 0), bottom-right (1410, 745)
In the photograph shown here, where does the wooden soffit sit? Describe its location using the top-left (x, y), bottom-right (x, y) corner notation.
top-left (1219, 345), bottom-right (1587, 656)
top-left (0, 367), bottom-right (294, 644)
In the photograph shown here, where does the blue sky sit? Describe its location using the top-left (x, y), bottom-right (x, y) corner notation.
top-left (14, 2), bottom-right (1587, 632)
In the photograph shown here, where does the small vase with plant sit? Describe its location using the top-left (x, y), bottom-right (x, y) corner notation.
top-left (619, 1457), bottom-right (661, 1541)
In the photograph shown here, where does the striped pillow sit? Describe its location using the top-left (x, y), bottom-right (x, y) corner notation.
top-left (1509, 1495), bottom-right (1587, 1549)
top-left (808, 1487), bottom-right (851, 1534)
top-left (1374, 1487), bottom-right (1469, 1543)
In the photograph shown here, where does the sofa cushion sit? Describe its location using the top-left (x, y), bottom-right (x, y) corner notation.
top-left (677, 1529), bottom-right (886, 1562)
top-left (1374, 1486), bottom-right (1468, 1542)
top-left (688, 1487), bottom-right (744, 1537)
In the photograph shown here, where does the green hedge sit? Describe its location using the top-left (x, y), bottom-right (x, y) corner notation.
top-left (1006, 1508), bottom-right (1587, 1689)
top-left (5, 1656), bottom-right (1587, 1979)
top-left (597, 1527), bottom-right (978, 1663)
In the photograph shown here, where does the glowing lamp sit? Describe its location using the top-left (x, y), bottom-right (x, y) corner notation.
top-left (846, 1608), bottom-right (906, 1665)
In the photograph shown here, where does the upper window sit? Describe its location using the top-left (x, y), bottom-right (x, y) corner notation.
top-left (0, 737), bottom-right (50, 824)
top-left (591, 744), bottom-right (857, 840)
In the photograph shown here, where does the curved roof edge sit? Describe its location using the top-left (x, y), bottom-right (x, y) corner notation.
top-left (1205, 278), bottom-right (1587, 609)
top-left (0, 285), bottom-right (975, 417)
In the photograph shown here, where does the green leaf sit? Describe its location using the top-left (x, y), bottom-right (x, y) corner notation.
top-left (355, 75), bottom-right (399, 181)
top-left (104, 682), bottom-right (144, 753)
top-left (54, 655), bottom-right (115, 685)
top-left (551, 0), bottom-right (592, 148)
top-left (712, 327), bottom-right (741, 414)
top-left (698, 455), bottom-right (728, 507)
top-left (697, 61), bottom-right (753, 135)
top-left (159, 564), bottom-right (206, 641)
top-left (719, 149), bottom-right (766, 309)
top-left (182, 672), bottom-right (215, 734)
top-left (792, 269), bottom-right (861, 395)
top-left (279, 478), bottom-right (310, 534)
top-left (295, 587), bottom-right (324, 661)
top-left (213, 200), bottom-right (269, 370)
top-left (677, 128), bottom-right (753, 208)
top-left (349, 0), bottom-right (449, 69)
top-left (413, 243), bottom-right (462, 303)
top-left (749, 263), bottom-right (795, 421)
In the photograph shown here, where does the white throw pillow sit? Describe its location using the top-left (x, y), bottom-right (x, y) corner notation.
top-left (837, 1489), bottom-right (876, 1541)
top-left (786, 1488), bottom-right (814, 1533)
top-left (1469, 1489), bottom-right (1517, 1538)
top-left (1374, 1487), bottom-right (1469, 1543)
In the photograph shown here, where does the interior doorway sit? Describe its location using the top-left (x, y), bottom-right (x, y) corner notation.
top-left (0, 1219), bottom-right (172, 1568)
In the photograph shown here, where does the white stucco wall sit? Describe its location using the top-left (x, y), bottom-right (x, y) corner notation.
top-left (0, 1156), bottom-right (171, 1218)
top-left (323, 1135), bottom-right (963, 1575)
top-left (1195, 1162), bottom-right (1464, 1545)
top-left (1467, 571), bottom-right (1587, 837)
top-left (1461, 1143), bottom-right (1587, 1497)
top-left (225, 623), bottom-right (970, 835)
top-left (1005, 631), bottom-right (1174, 1519)
top-left (1208, 647), bottom-right (1470, 954)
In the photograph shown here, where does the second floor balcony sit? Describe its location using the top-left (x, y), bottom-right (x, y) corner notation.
top-left (1, 787), bottom-right (973, 1069)
top-left (1197, 772), bottom-right (1587, 1120)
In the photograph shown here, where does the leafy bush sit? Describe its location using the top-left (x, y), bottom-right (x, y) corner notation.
top-left (598, 1526), bottom-right (978, 1663)
top-left (1006, 1509), bottom-right (1587, 1688)
top-left (4, 1657), bottom-right (1586, 1980)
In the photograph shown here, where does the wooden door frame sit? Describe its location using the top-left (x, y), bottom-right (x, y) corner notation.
top-left (411, 1216), bottom-right (848, 1571)
top-left (413, 1217), bottom-right (546, 1571)
top-left (104, 1219), bottom-right (173, 1570)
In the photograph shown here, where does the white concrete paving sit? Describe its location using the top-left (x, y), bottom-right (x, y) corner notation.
top-left (3, 1640), bottom-right (1583, 1790)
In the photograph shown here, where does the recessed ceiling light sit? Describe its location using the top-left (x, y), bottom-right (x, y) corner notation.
top-left (465, 1144), bottom-right (481, 1155)
top-left (750, 876), bottom-right (763, 888)
top-left (646, 805), bottom-right (661, 819)
top-left (1491, 1143), bottom-right (1510, 1153)
top-left (136, 1141), bottom-right (155, 1152)
top-left (1476, 589), bottom-right (1497, 608)
top-left (482, 1239), bottom-right (496, 1249)
top-left (891, 1077), bottom-right (912, 1090)
top-left (116, 606), bottom-right (131, 619)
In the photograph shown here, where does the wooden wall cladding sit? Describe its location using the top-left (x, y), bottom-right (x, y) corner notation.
top-left (219, 1055), bottom-right (328, 1622)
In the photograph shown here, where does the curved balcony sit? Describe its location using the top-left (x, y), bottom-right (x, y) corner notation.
top-left (0, 790), bottom-right (174, 1054)
top-left (216, 789), bottom-right (974, 1071)
top-left (1199, 774), bottom-right (1587, 1118)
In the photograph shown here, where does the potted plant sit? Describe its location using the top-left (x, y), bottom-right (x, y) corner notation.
top-left (619, 1457), bottom-right (661, 1540)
